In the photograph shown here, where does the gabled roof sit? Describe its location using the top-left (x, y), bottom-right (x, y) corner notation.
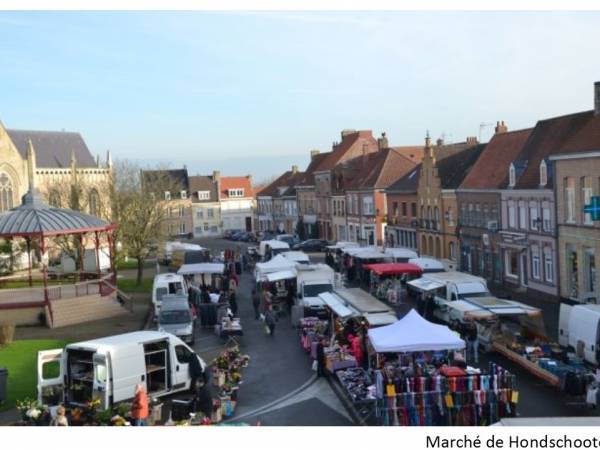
top-left (188, 175), bottom-right (218, 202)
top-left (141, 169), bottom-right (189, 195)
top-left (386, 165), bottom-right (421, 194)
top-left (7, 128), bottom-right (97, 168)
top-left (315, 130), bottom-right (377, 172)
top-left (389, 146), bottom-right (424, 164)
top-left (436, 144), bottom-right (486, 189)
top-left (220, 176), bottom-right (254, 199)
top-left (343, 148), bottom-right (417, 190)
top-left (559, 112), bottom-right (600, 154)
top-left (297, 152), bottom-right (329, 187)
top-left (460, 128), bottom-right (533, 190)
top-left (257, 170), bottom-right (304, 198)
top-left (512, 110), bottom-right (594, 189)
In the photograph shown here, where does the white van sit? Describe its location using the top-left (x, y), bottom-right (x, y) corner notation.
top-left (152, 273), bottom-right (187, 317)
top-left (559, 303), bottom-right (600, 365)
top-left (296, 264), bottom-right (335, 316)
top-left (37, 331), bottom-right (207, 409)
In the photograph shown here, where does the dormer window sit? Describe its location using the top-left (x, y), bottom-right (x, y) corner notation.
top-left (181, 190), bottom-right (187, 199)
top-left (508, 163), bottom-right (516, 188)
top-left (539, 160), bottom-right (548, 187)
top-left (228, 188), bottom-right (244, 198)
top-left (164, 191), bottom-right (171, 201)
top-left (197, 191), bottom-right (210, 200)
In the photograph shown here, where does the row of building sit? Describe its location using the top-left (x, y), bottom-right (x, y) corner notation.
top-left (258, 82), bottom-right (600, 305)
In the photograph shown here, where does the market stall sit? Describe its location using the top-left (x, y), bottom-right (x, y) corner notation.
top-left (341, 247), bottom-right (387, 284)
top-left (178, 262), bottom-right (225, 289)
top-left (408, 257), bottom-right (445, 274)
top-left (363, 262), bottom-right (423, 303)
top-left (383, 247), bottom-right (419, 263)
top-left (282, 251), bottom-right (310, 265)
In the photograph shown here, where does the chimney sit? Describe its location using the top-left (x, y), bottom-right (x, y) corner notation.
top-left (494, 121), bottom-right (508, 134)
top-left (341, 129), bottom-right (357, 140)
top-left (595, 82), bottom-right (600, 116)
top-left (212, 170), bottom-right (220, 182)
top-left (292, 165), bottom-right (299, 173)
top-left (466, 136), bottom-right (478, 145)
top-left (310, 149), bottom-right (320, 160)
top-left (436, 138), bottom-right (444, 146)
top-left (377, 132), bottom-right (389, 150)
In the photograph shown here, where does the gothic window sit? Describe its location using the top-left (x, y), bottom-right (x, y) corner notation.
top-left (89, 189), bottom-right (100, 217)
top-left (0, 173), bottom-right (14, 213)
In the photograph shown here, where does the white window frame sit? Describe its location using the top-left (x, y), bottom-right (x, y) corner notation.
top-left (565, 178), bottom-right (576, 223)
top-left (164, 191), bottom-right (171, 201)
top-left (518, 203), bottom-right (527, 230)
top-left (531, 246), bottom-right (540, 280)
top-left (181, 190), bottom-right (187, 199)
top-left (539, 160), bottom-right (547, 187)
top-left (197, 191), bottom-right (210, 200)
top-left (529, 203), bottom-right (539, 231)
top-left (582, 178), bottom-right (593, 225)
top-left (505, 250), bottom-right (519, 279)
top-left (508, 201), bottom-right (516, 229)
top-left (509, 163), bottom-right (516, 188)
top-left (207, 208), bottom-right (214, 218)
top-left (544, 248), bottom-right (554, 283)
top-left (228, 188), bottom-right (245, 198)
top-left (542, 206), bottom-right (551, 232)
top-left (362, 196), bottom-right (374, 215)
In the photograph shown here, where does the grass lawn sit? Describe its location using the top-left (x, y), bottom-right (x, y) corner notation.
top-left (0, 339), bottom-right (69, 411)
top-left (0, 279), bottom-right (72, 289)
top-left (117, 277), bottom-right (153, 294)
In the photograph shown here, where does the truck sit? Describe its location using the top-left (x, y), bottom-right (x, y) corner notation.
top-left (37, 331), bottom-right (207, 409)
top-left (559, 303), bottom-right (600, 365)
top-left (296, 263), bottom-right (335, 317)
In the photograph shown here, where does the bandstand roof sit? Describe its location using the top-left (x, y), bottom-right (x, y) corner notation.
top-left (0, 190), bottom-right (113, 238)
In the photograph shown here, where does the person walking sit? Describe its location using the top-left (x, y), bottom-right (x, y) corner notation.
top-left (131, 383), bottom-right (149, 426)
top-left (316, 338), bottom-right (326, 377)
top-left (252, 289), bottom-right (261, 320)
top-left (264, 307), bottom-right (277, 336)
top-left (466, 321), bottom-right (479, 365)
top-left (229, 290), bottom-right (238, 316)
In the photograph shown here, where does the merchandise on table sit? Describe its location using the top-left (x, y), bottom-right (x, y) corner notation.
top-left (375, 362), bottom-right (518, 426)
top-left (299, 317), bottom-right (329, 353)
top-left (336, 368), bottom-right (376, 404)
top-left (211, 347), bottom-right (250, 420)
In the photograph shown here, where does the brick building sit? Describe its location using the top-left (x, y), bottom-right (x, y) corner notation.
top-left (296, 150), bottom-right (328, 239)
top-left (385, 165), bottom-right (420, 250)
top-left (457, 124), bottom-right (532, 285)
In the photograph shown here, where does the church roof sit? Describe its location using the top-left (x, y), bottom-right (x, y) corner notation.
top-left (6, 129), bottom-right (97, 168)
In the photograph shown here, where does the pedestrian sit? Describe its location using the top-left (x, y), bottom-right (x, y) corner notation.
top-left (252, 289), bottom-right (261, 320)
top-left (350, 333), bottom-right (364, 368)
top-left (130, 383), bottom-right (149, 426)
top-left (185, 348), bottom-right (208, 393)
top-left (466, 321), bottom-right (479, 364)
top-left (262, 289), bottom-right (272, 312)
top-left (200, 285), bottom-right (211, 304)
top-left (264, 307), bottom-right (276, 336)
top-left (229, 290), bottom-right (238, 316)
top-left (50, 405), bottom-right (68, 426)
top-left (316, 338), bottom-right (326, 377)
top-left (286, 286), bottom-right (295, 314)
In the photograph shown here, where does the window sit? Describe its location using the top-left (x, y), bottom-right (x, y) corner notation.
top-left (207, 208), bottom-right (214, 218)
top-left (529, 203), bottom-right (539, 230)
top-left (518, 202), bottom-right (527, 229)
top-left (180, 190), bottom-right (187, 199)
top-left (0, 173), bottom-right (14, 213)
top-left (204, 222), bottom-right (209, 231)
top-left (531, 246), bottom-right (540, 280)
top-left (434, 207), bottom-right (440, 230)
top-left (178, 223), bottom-right (186, 234)
top-left (228, 189), bottom-right (244, 198)
top-left (175, 345), bottom-right (192, 364)
top-left (509, 163), bottom-right (516, 187)
top-left (164, 191), bottom-right (171, 201)
top-left (179, 206), bottom-right (185, 217)
top-left (544, 247), bottom-right (554, 283)
top-left (401, 202), bottom-right (407, 217)
top-left (89, 189), bottom-right (99, 217)
top-left (585, 247), bottom-right (597, 294)
top-left (542, 205), bottom-right (552, 231)
top-left (362, 196), bottom-right (374, 215)
top-left (505, 250), bottom-right (519, 278)
top-left (540, 160), bottom-right (548, 187)
top-left (353, 194), bottom-right (359, 214)
top-left (565, 177), bottom-right (575, 223)
top-left (508, 201), bottom-right (516, 229)
top-left (196, 209), bottom-right (204, 219)
top-left (197, 191), bottom-right (210, 200)
top-left (582, 177), bottom-right (593, 225)
top-left (566, 245), bottom-right (578, 299)
top-left (449, 242), bottom-right (456, 261)
top-left (446, 208), bottom-right (454, 225)
top-left (411, 202), bottom-right (417, 217)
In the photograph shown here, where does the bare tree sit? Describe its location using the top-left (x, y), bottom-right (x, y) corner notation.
top-left (111, 160), bottom-right (183, 285)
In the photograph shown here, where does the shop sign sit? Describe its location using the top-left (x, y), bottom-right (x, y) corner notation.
top-left (584, 196), bottom-right (600, 221)
top-left (482, 233), bottom-right (490, 247)
top-left (499, 231), bottom-right (527, 244)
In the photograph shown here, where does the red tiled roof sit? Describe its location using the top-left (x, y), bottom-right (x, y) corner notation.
top-left (220, 176), bottom-right (254, 199)
top-left (315, 130), bottom-right (377, 172)
top-left (460, 128), bottom-right (533, 190)
top-left (389, 146), bottom-right (424, 164)
top-left (513, 110), bottom-right (593, 189)
top-left (342, 148), bottom-right (417, 190)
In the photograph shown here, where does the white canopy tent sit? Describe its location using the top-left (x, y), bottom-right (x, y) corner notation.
top-left (255, 254), bottom-right (296, 275)
top-left (265, 269), bottom-right (297, 282)
top-left (318, 292), bottom-right (358, 319)
top-left (409, 257), bottom-right (446, 273)
top-left (282, 251), bottom-right (310, 264)
top-left (326, 241), bottom-right (360, 251)
top-left (177, 263), bottom-right (225, 275)
top-left (384, 247), bottom-right (419, 261)
top-left (368, 309), bottom-right (465, 353)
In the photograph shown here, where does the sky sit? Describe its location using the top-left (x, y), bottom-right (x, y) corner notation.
top-left (1, 11), bottom-right (599, 183)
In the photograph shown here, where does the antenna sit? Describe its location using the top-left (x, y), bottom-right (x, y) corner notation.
top-left (479, 122), bottom-right (494, 142)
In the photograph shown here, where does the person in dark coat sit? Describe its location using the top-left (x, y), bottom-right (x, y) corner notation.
top-left (264, 307), bottom-right (277, 336)
top-left (200, 285), bottom-right (211, 304)
top-left (187, 350), bottom-right (208, 393)
top-left (229, 291), bottom-right (238, 316)
top-left (252, 289), bottom-right (261, 320)
top-left (316, 338), bottom-right (326, 377)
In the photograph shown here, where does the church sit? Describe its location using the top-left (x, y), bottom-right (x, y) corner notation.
top-left (0, 122), bottom-right (112, 219)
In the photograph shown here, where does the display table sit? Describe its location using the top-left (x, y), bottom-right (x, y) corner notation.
top-left (219, 319), bottom-right (244, 347)
top-left (492, 342), bottom-right (560, 387)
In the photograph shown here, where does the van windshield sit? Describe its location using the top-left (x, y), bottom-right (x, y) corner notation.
top-left (156, 287), bottom-right (168, 301)
top-left (159, 310), bottom-right (191, 324)
top-left (303, 283), bottom-right (333, 298)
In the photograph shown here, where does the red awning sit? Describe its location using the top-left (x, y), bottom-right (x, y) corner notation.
top-left (363, 263), bottom-right (423, 276)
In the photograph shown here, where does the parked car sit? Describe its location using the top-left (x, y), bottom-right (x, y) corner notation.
top-left (293, 239), bottom-right (329, 252)
top-left (259, 230), bottom-right (277, 241)
top-left (235, 231), bottom-right (257, 242)
top-left (276, 234), bottom-right (300, 247)
top-left (224, 229), bottom-right (244, 240)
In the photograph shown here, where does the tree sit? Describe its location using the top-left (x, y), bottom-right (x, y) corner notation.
top-left (111, 160), bottom-right (183, 285)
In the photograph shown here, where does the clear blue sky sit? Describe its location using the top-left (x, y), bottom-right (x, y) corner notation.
top-left (1, 11), bottom-right (599, 182)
